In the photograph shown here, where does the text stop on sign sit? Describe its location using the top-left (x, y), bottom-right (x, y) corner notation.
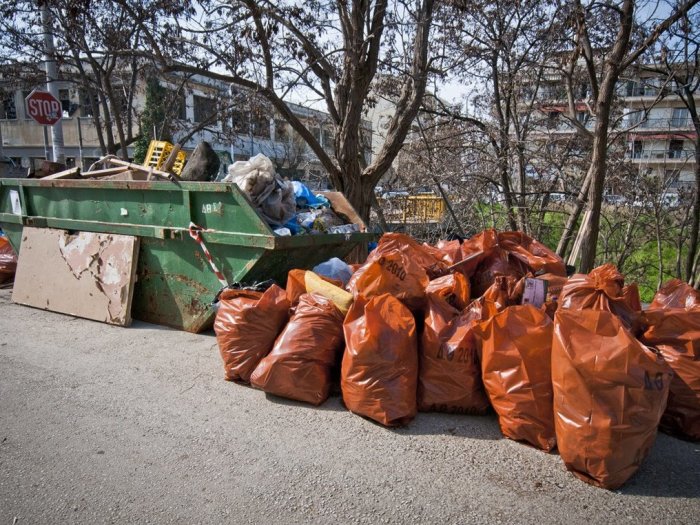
top-left (24, 90), bottom-right (63, 126)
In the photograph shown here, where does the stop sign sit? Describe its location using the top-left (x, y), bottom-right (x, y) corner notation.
top-left (25, 90), bottom-right (63, 126)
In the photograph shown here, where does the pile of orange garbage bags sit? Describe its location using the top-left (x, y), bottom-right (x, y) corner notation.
top-left (0, 235), bottom-right (17, 284)
top-left (214, 229), bottom-right (699, 490)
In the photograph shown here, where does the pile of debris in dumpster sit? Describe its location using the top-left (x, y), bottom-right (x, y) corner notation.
top-left (214, 229), bottom-right (700, 491)
top-left (223, 153), bottom-right (359, 236)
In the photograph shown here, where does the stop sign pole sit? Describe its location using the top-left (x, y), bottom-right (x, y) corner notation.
top-left (40, 3), bottom-right (65, 164)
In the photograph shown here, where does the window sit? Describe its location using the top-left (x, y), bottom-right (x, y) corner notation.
top-left (578, 83), bottom-right (589, 99)
top-left (665, 169), bottom-right (681, 187)
top-left (1, 94), bottom-right (16, 119)
top-left (58, 89), bottom-right (71, 117)
top-left (671, 108), bottom-right (690, 128)
top-left (250, 110), bottom-right (270, 138)
top-left (625, 81), bottom-right (644, 97)
top-left (627, 110), bottom-right (643, 127)
top-left (79, 89), bottom-right (98, 117)
top-left (310, 126), bottom-right (321, 143)
top-left (22, 91), bottom-right (32, 118)
top-left (321, 126), bottom-right (334, 151)
top-left (274, 120), bottom-right (288, 141)
top-left (632, 140), bottom-right (643, 159)
top-left (167, 89), bottom-right (187, 121)
top-left (231, 109), bottom-right (250, 134)
top-left (643, 84), bottom-right (657, 97)
top-left (193, 95), bottom-right (217, 124)
top-left (576, 111), bottom-right (589, 125)
top-left (668, 139), bottom-right (684, 159)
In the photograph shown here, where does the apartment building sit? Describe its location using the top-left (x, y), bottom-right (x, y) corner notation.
top-left (0, 68), bottom-right (346, 187)
top-left (527, 63), bottom-right (698, 199)
top-left (622, 66), bottom-right (696, 194)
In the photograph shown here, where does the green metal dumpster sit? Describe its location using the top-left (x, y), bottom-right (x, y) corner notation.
top-left (0, 179), bottom-right (374, 332)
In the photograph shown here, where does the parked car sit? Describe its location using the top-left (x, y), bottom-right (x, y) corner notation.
top-left (661, 192), bottom-right (679, 208)
top-left (549, 192), bottom-right (567, 202)
top-left (381, 190), bottom-right (410, 199)
top-left (603, 194), bottom-right (627, 205)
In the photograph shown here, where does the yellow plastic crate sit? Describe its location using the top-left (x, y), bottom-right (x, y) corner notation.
top-left (377, 194), bottom-right (446, 224)
top-left (143, 140), bottom-right (187, 175)
top-left (402, 195), bottom-right (445, 223)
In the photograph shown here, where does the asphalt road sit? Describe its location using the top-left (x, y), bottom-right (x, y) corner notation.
top-left (0, 289), bottom-right (698, 524)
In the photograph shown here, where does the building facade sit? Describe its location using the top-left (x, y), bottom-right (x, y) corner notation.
top-left (526, 63), bottom-right (698, 200)
top-left (0, 69), bottom-right (343, 188)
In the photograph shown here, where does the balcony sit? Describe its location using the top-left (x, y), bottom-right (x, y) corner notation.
top-left (627, 117), bottom-right (695, 130)
top-left (628, 149), bottom-right (696, 162)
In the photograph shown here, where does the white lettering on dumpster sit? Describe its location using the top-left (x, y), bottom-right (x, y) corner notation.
top-left (9, 190), bottom-right (21, 215)
top-left (201, 202), bottom-right (223, 214)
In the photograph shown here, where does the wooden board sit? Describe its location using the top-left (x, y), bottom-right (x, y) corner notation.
top-left (12, 227), bottom-right (140, 326)
top-left (321, 191), bottom-right (366, 230)
top-left (42, 167), bottom-right (81, 180)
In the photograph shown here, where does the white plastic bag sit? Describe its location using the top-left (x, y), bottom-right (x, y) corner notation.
top-left (223, 154), bottom-right (296, 226)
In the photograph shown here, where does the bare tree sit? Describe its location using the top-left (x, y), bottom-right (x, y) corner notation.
top-left (0, 1), bottom-right (155, 158)
top-left (101, 0), bottom-right (442, 223)
top-left (652, 12), bottom-right (700, 285)
top-left (560, 0), bottom-right (698, 272)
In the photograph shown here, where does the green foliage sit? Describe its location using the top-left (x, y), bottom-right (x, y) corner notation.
top-left (133, 78), bottom-right (171, 164)
top-left (426, 203), bottom-right (691, 304)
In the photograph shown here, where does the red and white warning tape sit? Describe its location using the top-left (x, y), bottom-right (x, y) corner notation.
top-left (188, 222), bottom-right (229, 288)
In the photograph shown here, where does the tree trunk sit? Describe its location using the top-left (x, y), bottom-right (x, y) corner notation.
top-left (556, 170), bottom-right (592, 257)
top-left (578, 74), bottom-right (617, 272)
top-left (342, 169), bottom-right (375, 227)
top-left (685, 137), bottom-right (700, 282)
top-left (616, 208), bottom-right (640, 269)
top-left (343, 175), bottom-right (375, 263)
top-left (104, 80), bottom-right (129, 160)
top-left (500, 161), bottom-right (518, 231)
top-left (516, 145), bottom-right (529, 233)
top-left (654, 205), bottom-right (664, 289)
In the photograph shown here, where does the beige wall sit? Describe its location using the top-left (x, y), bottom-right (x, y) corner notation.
top-left (1, 117), bottom-right (103, 149)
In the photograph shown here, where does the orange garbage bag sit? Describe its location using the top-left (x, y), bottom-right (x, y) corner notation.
top-left (418, 294), bottom-right (490, 414)
top-left (497, 231), bottom-right (566, 276)
top-left (476, 305), bottom-right (556, 451)
top-left (650, 279), bottom-right (700, 310)
top-left (642, 308), bottom-right (700, 441)
top-left (377, 233), bottom-right (450, 276)
top-left (623, 282), bottom-right (643, 311)
top-left (481, 275), bottom-right (521, 310)
top-left (347, 233), bottom-right (447, 310)
top-left (458, 230), bottom-right (566, 297)
top-left (435, 239), bottom-right (463, 267)
top-left (214, 284), bottom-right (290, 383)
top-left (0, 236), bottom-right (17, 284)
top-left (459, 229), bottom-right (499, 277)
top-left (559, 264), bottom-right (641, 332)
top-left (250, 293), bottom-right (345, 406)
top-left (341, 294), bottom-right (418, 426)
top-left (538, 273), bottom-right (569, 302)
top-left (471, 250), bottom-right (530, 298)
top-left (425, 273), bottom-right (470, 310)
top-left (553, 309), bottom-right (672, 489)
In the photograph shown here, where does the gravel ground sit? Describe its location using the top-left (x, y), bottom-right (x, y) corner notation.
top-left (0, 289), bottom-right (698, 524)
